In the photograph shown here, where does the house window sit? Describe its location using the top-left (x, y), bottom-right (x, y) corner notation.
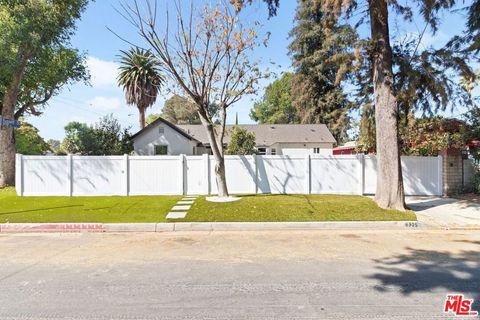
top-left (158, 127), bottom-right (164, 134)
top-left (257, 147), bottom-right (266, 155)
top-left (313, 147), bottom-right (320, 154)
top-left (271, 148), bottom-right (276, 155)
top-left (154, 145), bottom-right (168, 155)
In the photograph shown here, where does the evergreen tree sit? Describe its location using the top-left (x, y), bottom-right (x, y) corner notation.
top-left (288, 0), bottom-right (357, 143)
top-left (357, 33), bottom-right (476, 152)
top-left (468, 0), bottom-right (480, 53)
top-left (233, 0), bottom-right (479, 209)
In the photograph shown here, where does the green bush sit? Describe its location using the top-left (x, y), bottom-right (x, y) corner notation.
top-left (472, 172), bottom-right (480, 194)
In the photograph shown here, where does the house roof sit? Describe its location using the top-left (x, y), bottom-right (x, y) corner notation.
top-left (333, 141), bottom-right (357, 151)
top-left (131, 117), bottom-right (337, 146)
top-left (176, 124), bottom-right (336, 146)
top-left (130, 117), bottom-right (198, 141)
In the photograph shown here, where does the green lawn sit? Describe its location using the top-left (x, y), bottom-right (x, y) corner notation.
top-left (182, 194), bottom-right (416, 222)
top-left (0, 187), bottom-right (416, 223)
top-left (0, 188), bottom-right (180, 223)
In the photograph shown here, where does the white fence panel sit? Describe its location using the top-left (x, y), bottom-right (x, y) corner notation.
top-left (364, 156), bottom-right (377, 195)
top-left (402, 156), bottom-right (442, 196)
top-left (209, 156), bottom-right (257, 194)
top-left (129, 156), bottom-right (182, 195)
top-left (186, 155), bottom-right (206, 195)
top-left (16, 154), bottom-right (443, 197)
top-left (257, 156), bottom-right (306, 194)
top-left (72, 156), bottom-right (124, 196)
top-left (21, 156), bottom-right (70, 196)
top-left (364, 155), bottom-right (442, 196)
top-left (311, 155), bottom-right (361, 194)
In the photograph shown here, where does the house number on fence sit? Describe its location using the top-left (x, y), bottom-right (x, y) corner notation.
top-left (0, 117), bottom-right (20, 129)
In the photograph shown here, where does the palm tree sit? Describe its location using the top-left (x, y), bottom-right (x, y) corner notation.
top-left (118, 48), bottom-right (164, 129)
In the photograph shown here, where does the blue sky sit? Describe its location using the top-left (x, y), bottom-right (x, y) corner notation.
top-left (28, 0), bottom-right (476, 141)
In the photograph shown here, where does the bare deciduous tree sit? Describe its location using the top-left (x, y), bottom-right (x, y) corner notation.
top-left (121, 0), bottom-right (268, 197)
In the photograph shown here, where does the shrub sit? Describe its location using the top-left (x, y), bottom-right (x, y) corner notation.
top-left (472, 172), bottom-right (480, 194)
top-left (225, 126), bottom-right (256, 155)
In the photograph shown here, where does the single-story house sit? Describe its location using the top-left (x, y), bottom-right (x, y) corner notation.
top-left (131, 117), bottom-right (336, 156)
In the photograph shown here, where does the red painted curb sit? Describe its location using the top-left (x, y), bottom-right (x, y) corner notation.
top-left (0, 223), bottom-right (105, 233)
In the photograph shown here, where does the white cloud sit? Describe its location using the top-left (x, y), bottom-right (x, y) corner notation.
top-left (86, 56), bottom-right (119, 87)
top-left (87, 96), bottom-right (122, 110)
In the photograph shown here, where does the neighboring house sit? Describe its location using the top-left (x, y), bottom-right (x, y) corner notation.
top-left (131, 117), bottom-right (336, 156)
top-left (333, 141), bottom-right (357, 155)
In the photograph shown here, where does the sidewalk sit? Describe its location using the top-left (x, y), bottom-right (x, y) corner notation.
top-left (407, 196), bottom-right (480, 229)
top-left (0, 220), bottom-right (421, 233)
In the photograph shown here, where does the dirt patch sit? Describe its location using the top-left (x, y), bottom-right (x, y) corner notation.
top-left (340, 234), bottom-right (361, 239)
top-left (171, 237), bottom-right (197, 245)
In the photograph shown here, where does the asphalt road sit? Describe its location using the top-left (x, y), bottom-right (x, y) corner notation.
top-left (0, 230), bottom-right (479, 319)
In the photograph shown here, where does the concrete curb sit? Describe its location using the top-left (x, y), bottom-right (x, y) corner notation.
top-left (173, 221), bottom-right (425, 231)
top-left (0, 221), bottom-right (425, 233)
top-left (0, 223), bottom-right (105, 233)
top-left (103, 223), bottom-right (157, 232)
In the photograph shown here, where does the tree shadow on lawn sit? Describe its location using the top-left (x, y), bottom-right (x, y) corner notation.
top-left (367, 242), bottom-right (480, 311)
top-left (234, 194), bottom-right (285, 198)
top-left (0, 205), bottom-right (84, 215)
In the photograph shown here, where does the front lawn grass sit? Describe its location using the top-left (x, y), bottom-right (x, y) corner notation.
top-left (0, 188), bottom-right (180, 223)
top-left (0, 188), bottom-right (415, 223)
top-left (182, 194), bottom-right (416, 222)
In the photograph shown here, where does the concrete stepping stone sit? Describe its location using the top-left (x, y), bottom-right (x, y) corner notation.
top-left (166, 212), bottom-right (187, 219)
top-left (177, 201), bottom-right (194, 205)
top-left (171, 205), bottom-right (191, 211)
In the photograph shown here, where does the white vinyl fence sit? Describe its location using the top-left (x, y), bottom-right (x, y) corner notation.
top-left (15, 154), bottom-right (443, 197)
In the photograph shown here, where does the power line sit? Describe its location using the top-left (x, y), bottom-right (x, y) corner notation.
top-left (52, 97), bottom-right (106, 116)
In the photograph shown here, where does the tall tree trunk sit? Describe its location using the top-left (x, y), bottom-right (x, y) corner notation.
top-left (0, 54), bottom-right (29, 187)
top-left (212, 150), bottom-right (229, 197)
top-left (139, 107), bottom-right (146, 129)
top-left (199, 114), bottom-right (229, 197)
top-left (369, 0), bottom-right (406, 210)
top-left (0, 115), bottom-right (16, 187)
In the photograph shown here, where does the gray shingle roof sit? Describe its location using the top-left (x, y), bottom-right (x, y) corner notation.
top-left (176, 124), bottom-right (336, 146)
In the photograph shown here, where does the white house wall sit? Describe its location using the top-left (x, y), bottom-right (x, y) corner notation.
top-left (276, 142), bottom-right (333, 156)
top-left (133, 123), bottom-right (197, 155)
